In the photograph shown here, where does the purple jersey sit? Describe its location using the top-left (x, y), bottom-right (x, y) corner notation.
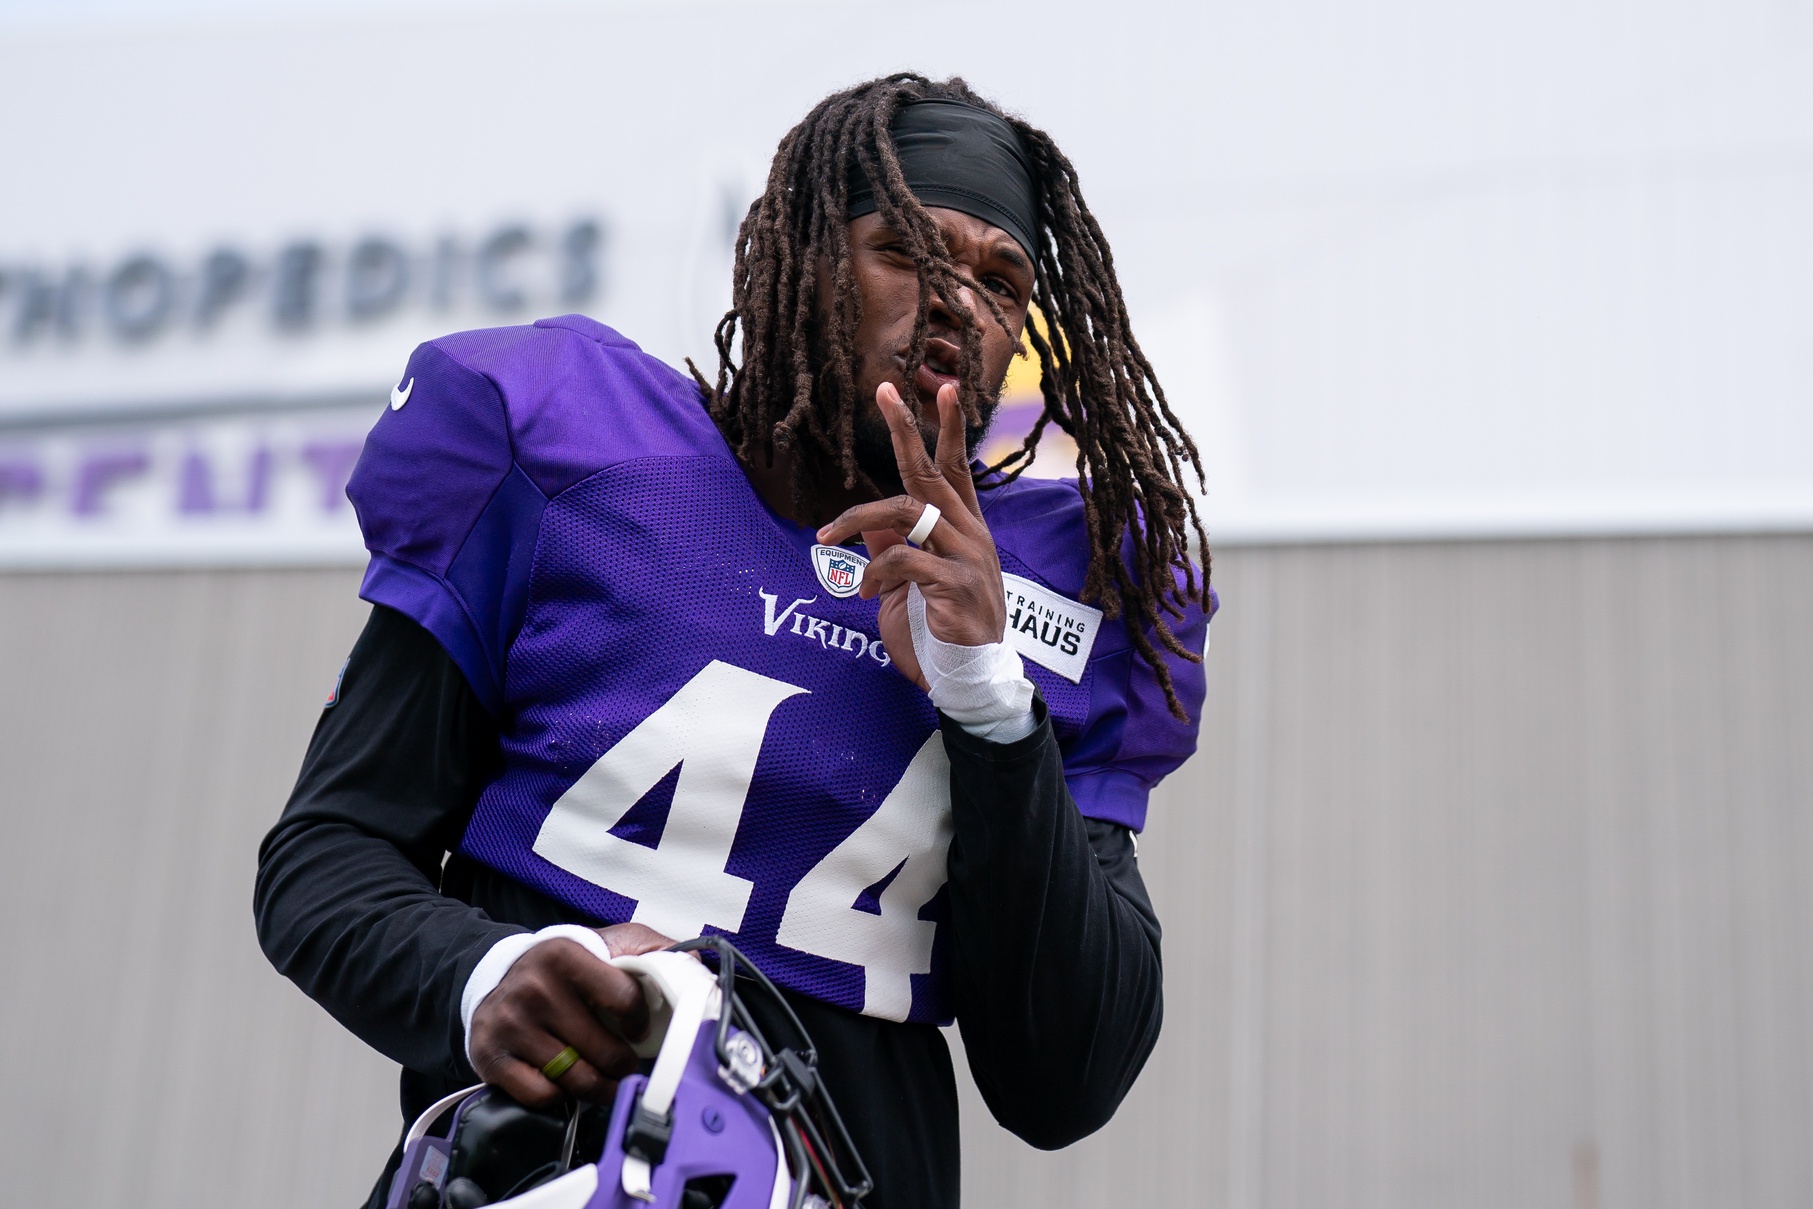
top-left (347, 315), bottom-right (1211, 1025)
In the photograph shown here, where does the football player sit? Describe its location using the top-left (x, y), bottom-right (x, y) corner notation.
top-left (256, 74), bottom-right (1215, 1209)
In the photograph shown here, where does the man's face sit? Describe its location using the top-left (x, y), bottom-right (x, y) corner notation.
top-left (840, 207), bottom-right (1036, 489)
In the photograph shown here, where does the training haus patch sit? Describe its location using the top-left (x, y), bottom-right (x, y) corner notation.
top-left (1001, 572), bottom-right (1101, 683)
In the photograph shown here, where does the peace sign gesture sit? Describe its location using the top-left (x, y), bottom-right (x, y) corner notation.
top-left (816, 381), bottom-right (1007, 690)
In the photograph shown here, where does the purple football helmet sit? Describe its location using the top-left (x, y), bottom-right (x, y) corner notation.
top-left (388, 938), bottom-right (871, 1209)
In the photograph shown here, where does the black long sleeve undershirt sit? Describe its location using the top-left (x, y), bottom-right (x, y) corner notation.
top-left (255, 605), bottom-right (1163, 1207)
top-left (942, 711), bottom-right (1164, 1149)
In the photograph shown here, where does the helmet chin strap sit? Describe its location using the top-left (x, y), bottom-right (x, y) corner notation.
top-left (609, 953), bottom-right (723, 1203)
top-left (765, 1118), bottom-right (795, 1209)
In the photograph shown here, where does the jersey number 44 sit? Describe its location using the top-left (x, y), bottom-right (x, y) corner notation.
top-left (531, 660), bottom-right (950, 1022)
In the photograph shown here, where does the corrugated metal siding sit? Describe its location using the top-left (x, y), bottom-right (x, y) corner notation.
top-left (0, 569), bottom-right (389, 1209)
top-left (957, 535), bottom-right (1813, 1209)
top-left (0, 536), bottom-right (1807, 1209)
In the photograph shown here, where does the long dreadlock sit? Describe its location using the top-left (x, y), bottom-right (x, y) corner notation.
top-left (691, 73), bottom-right (1211, 718)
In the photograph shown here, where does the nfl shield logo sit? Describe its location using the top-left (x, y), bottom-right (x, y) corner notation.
top-left (810, 544), bottom-right (869, 599)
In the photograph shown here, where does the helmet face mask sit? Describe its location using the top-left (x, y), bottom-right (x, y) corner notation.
top-left (388, 938), bottom-right (872, 1209)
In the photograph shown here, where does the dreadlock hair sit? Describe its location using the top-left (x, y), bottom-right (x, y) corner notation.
top-left (691, 73), bottom-right (1212, 719)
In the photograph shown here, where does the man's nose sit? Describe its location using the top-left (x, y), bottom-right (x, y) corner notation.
top-left (928, 279), bottom-right (980, 325)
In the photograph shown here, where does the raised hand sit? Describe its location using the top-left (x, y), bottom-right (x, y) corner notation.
top-left (817, 381), bottom-right (1007, 687)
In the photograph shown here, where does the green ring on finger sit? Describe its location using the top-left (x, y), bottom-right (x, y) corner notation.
top-left (540, 1045), bottom-right (580, 1081)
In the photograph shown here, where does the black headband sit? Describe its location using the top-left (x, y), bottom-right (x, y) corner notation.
top-left (845, 99), bottom-right (1042, 260)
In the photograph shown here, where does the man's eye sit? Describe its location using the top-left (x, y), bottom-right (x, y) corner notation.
top-left (985, 276), bottom-right (1018, 299)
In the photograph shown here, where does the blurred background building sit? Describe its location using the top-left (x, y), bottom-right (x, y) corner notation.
top-left (0, 1), bottom-right (1809, 1206)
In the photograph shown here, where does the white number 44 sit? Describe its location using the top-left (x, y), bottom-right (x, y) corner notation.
top-left (532, 659), bottom-right (952, 1021)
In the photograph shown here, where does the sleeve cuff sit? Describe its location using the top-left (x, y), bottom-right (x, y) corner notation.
top-left (958, 704), bottom-right (1039, 744)
top-left (938, 688), bottom-right (1052, 762)
top-left (939, 694), bottom-right (1154, 831)
top-left (359, 553), bottom-right (503, 716)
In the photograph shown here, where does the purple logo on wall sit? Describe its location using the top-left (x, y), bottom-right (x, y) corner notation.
top-left (0, 404), bottom-right (372, 563)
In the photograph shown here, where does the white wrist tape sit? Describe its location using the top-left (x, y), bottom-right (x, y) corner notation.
top-left (460, 924), bottom-right (613, 1067)
top-left (906, 582), bottom-right (1038, 743)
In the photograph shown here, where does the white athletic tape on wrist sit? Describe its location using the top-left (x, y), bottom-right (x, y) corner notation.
top-left (906, 582), bottom-right (1037, 741)
top-left (460, 924), bottom-right (613, 1068)
top-left (905, 502), bottom-right (941, 547)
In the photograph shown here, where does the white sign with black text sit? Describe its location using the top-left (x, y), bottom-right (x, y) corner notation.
top-left (1000, 572), bottom-right (1102, 683)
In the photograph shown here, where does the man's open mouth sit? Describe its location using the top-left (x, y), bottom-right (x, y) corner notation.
top-left (902, 340), bottom-right (963, 402)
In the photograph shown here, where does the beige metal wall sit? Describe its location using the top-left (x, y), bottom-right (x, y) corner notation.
top-left (1, 535), bottom-right (1808, 1209)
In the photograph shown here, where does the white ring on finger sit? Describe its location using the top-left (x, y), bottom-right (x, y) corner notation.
top-left (905, 502), bottom-right (942, 547)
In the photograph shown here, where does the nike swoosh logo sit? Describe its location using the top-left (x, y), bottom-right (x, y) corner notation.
top-left (390, 377), bottom-right (415, 410)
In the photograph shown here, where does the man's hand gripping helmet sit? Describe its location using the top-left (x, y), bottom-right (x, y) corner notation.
top-left (388, 938), bottom-right (872, 1209)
